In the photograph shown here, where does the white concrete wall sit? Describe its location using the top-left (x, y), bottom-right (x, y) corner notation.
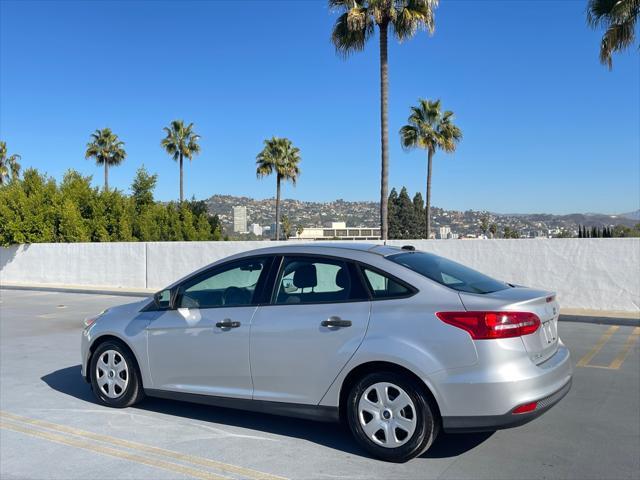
top-left (0, 242), bottom-right (147, 289)
top-left (1, 239), bottom-right (638, 313)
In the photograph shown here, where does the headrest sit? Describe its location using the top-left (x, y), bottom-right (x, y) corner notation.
top-left (293, 264), bottom-right (317, 289)
top-left (224, 287), bottom-right (250, 306)
top-left (335, 267), bottom-right (350, 289)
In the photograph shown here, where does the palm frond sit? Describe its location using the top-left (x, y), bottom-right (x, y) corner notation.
top-left (256, 137), bottom-right (302, 184)
top-left (393, 0), bottom-right (437, 40)
top-left (84, 128), bottom-right (127, 166)
top-left (587, 0), bottom-right (638, 68)
top-left (331, 10), bottom-right (374, 57)
top-left (399, 124), bottom-right (420, 150)
top-left (399, 98), bottom-right (461, 155)
top-left (161, 119), bottom-right (201, 162)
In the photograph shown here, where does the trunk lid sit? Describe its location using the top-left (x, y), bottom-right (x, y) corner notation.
top-left (459, 287), bottom-right (560, 364)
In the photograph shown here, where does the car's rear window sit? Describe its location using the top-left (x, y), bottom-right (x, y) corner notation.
top-left (388, 252), bottom-right (509, 294)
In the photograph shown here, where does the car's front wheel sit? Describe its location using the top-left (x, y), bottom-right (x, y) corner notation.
top-left (90, 341), bottom-right (144, 408)
top-left (346, 371), bottom-right (439, 462)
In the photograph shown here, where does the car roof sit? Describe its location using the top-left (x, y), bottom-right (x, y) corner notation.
top-left (233, 242), bottom-right (405, 258)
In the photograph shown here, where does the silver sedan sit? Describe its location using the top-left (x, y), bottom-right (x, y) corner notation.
top-left (81, 243), bottom-right (572, 462)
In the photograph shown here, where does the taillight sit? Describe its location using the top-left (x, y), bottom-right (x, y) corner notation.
top-left (436, 311), bottom-right (541, 339)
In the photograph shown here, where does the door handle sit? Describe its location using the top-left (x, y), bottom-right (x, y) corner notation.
top-left (216, 319), bottom-right (241, 329)
top-left (321, 316), bottom-right (352, 328)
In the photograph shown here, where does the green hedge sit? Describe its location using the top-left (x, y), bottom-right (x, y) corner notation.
top-left (0, 167), bottom-right (222, 246)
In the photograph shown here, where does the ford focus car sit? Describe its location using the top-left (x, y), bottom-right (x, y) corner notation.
top-left (81, 243), bottom-right (572, 462)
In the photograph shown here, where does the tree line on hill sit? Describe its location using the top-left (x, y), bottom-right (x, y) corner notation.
top-left (578, 224), bottom-right (640, 238)
top-left (0, 167), bottom-right (222, 247)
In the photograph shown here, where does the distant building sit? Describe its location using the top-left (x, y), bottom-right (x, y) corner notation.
top-left (437, 226), bottom-right (451, 239)
top-left (249, 223), bottom-right (263, 236)
top-left (232, 206), bottom-right (248, 233)
top-left (294, 221), bottom-right (381, 240)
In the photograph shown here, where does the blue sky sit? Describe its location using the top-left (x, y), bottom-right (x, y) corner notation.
top-left (1, 0), bottom-right (638, 214)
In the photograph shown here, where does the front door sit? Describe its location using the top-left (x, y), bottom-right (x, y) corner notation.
top-left (250, 256), bottom-right (371, 405)
top-left (146, 256), bottom-right (271, 398)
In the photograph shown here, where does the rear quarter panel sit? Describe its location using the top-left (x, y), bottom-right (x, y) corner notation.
top-left (319, 277), bottom-right (478, 408)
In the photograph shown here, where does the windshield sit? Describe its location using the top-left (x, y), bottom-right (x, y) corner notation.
top-left (388, 252), bottom-right (509, 294)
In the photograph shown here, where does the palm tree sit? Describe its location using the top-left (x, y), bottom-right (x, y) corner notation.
top-left (256, 137), bottom-right (301, 241)
top-left (400, 98), bottom-right (462, 238)
top-left (330, 0), bottom-right (438, 241)
top-left (84, 128), bottom-right (126, 191)
top-left (0, 141), bottom-right (21, 185)
top-left (161, 120), bottom-right (201, 202)
top-left (587, 0), bottom-right (638, 69)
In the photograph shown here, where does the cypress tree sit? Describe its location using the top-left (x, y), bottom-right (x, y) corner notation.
top-left (412, 192), bottom-right (425, 238)
top-left (397, 187), bottom-right (415, 239)
top-left (388, 188), bottom-right (399, 239)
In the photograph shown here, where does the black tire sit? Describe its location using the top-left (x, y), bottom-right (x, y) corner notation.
top-left (89, 340), bottom-right (145, 408)
top-left (346, 371), bottom-right (439, 462)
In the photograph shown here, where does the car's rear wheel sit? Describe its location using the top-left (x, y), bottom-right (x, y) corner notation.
top-left (90, 341), bottom-right (144, 408)
top-left (346, 371), bottom-right (439, 462)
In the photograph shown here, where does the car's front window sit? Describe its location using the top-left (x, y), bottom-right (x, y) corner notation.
top-left (388, 252), bottom-right (508, 294)
top-left (179, 257), bottom-right (269, 308)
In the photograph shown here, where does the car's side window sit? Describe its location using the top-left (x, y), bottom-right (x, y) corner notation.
top-left (361, 267), bottom-right (412, 299)
top-left (274, 257), bottom-right (366, 305)
top-left (178, 257), bottom-right (269, 309)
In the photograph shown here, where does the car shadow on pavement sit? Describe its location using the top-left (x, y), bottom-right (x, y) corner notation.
top-left (42, 365), bottom-right (493, 460)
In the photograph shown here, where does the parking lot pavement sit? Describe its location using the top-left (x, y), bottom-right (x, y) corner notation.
top-left (1, 289), bottom-right (638, 480)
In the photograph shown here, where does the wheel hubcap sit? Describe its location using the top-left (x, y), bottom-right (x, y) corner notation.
top-left (358, 382), bottom-right (417, 448)
top-left (95, 350), bottom-right (129, 399)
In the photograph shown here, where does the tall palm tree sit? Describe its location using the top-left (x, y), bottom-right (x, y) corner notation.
top-left (161, 120), bottom-right (201, 202)
top-left (256, 137), bottom-right (301, 241)
top-left (0, 141), bottom-right (21, 185)
top-left (84, 128), bottom-right (126, 191)
top-left (587, 0), bottom-right (638, 69)
top-left (330, 0), bottom-right (438, 240)
top-left (400, 98), bottom-right (462, 238)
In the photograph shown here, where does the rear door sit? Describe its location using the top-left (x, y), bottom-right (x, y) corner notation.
top-left (250, 256), bottom-right (371, 405)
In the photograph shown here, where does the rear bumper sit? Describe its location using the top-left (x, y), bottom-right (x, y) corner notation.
top-left (442, 377), bottom-right (572, 432)
top-left (430, 339), bottom-right (572, 432)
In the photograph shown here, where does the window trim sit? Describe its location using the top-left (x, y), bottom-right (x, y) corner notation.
top-left (171, 255), bottom-right (275, 310)
top-left (143, 253), bottom-right (419, 312)
top-left (267, 254), bottom-right (370, 306)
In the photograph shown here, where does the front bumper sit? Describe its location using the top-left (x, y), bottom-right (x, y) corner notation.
top-left (442, 377), bottom-right (572, 432)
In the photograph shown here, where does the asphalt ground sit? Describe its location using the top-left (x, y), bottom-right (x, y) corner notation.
top-left (0, 289), bottom-right (638, 480)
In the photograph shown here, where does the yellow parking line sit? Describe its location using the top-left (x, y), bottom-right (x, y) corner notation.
top-left (0, 411), bottom-right (286, 480)
top-left (576, 325), bottom-right (619, 367)
top-left (608, 327), bottom-right (640, 370)
top-left (0, 419), bottom-right (228, 480)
